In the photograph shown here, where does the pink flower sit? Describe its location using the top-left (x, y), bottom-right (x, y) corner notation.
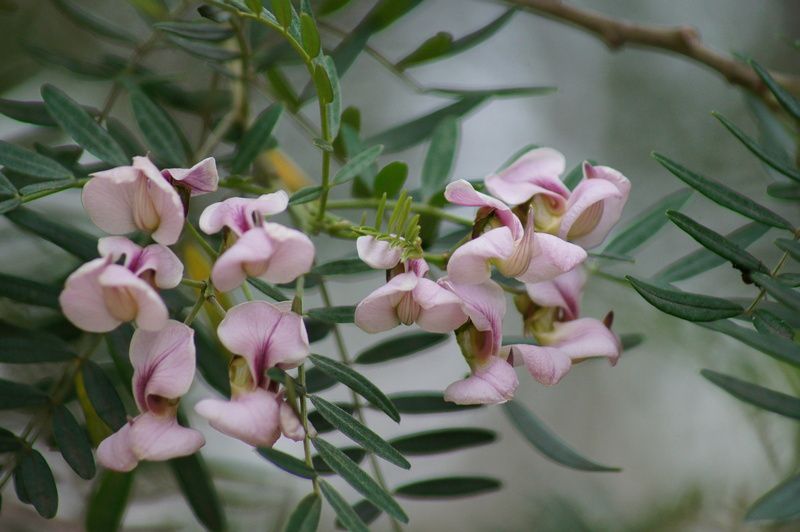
top-left (83, 156), bottom-right (185, 245)
top-left (195, 301), bottom-right (309, 447)
top-left (162, 157), bottom-right (219, 196)
top-left (524, 267), bottom-right (586, 321)
top-left (199, 192), bottom-right (289, 236)
top-left (59, 237), bottom-right (182, 332)
top-left (438, 279), bottom-right (518, 405)
top-left (356, 236), bottom-right (403, 270)
top-left (444, 180), bottom-right (586, 285)
top-left (355, 259), bottom-right (468, 334)
top-left (485, 147), bottom-right (570, 207)
top-left (97, 321), bottom-right (204, 472)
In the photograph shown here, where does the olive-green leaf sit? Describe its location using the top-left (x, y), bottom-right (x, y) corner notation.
top-left (130, 91), bottom-right (189, 167)
top-left (627, 276), bottom-right (743, 322)
top-left (752, 272), bottom-right (800, 312)
top-left (699, 319), bottom-right (800, 368)
top-left (334, 500), bottom-right (382, 529)
top-left (52, 405), bottom-right (95, 479)
top-left (285, 493), bottom-right (322, 532)
top-left (702, 369), bottom-right (800, 421)
top-left (319, 55), bottom-right (341, 139)
top-left (299, 12), bottom-right (321, 57)
top-left (776, 238), bottom-right (800, 263)
top-left (768, 182), bottom-right (800, 200)
top-left (312, 258), bottom-right (373, 276)
top-left (355, 331), bottom-right (449, 364)
top-left (746, 473), bottom-right (800, 522)
top-left (394, 476), bottom-right (501, 499)
top-left (389, 428), bottom-right (496, 455)
top-left (0, 141), bottom-right (72, 179)
top-left (169, 452), bottom-right (226, 531)
top-left (81, 361), bottom-right (127, 430)
top-left (753, 309), bottom-right (794, 339)
top-left (373, 161), bottom-right (407, 199)
top-left (308, 401), bottom-right (353, 433)
top-left (312, 446), bottom-right (366, 475)
top-left (652, 153), bottom-right (793, 231)
top-left (257, 447), bottom-right (317, 479)
top-left (308, 396), bottom-right (410, 469)
top-left (86, 470), bottom-right (134, 532)
top-left (248, 277), bottom-right (290, 301)
top-left (309, 354), bottom-right (400, 422)
top-left (312, 438), bottom-right (408, 522)
top-left (289, 185), bottom-right (323, 205)
top-left (167, 35), bottom-right (240, 61)
top-left (154, 21), bottom-right (234, 41)
top-left (332, 145), bottom-right (383, 185)
top-left (503, 401), bottom-right (620, 472)
top-left (19, 450), bottom-right (58, 518)
top-left (603, 188), bottom-right (693, 255)
top-left (0, 378), bottom-right (49, 409)
top-left (421, 116), bottom-right (458, 198)
top-left (194, 325), bottom-right (232, 398)
top-left (52, 0), bottom-right (137, 43)
top-left (306, 305), bottom-right (356, 323)
top-left (6, 207), bottom-right (98, 261)
top-left (0, 98), bottom-right (58, 126)
top-left (231, 104), bottom-right (283, 173)
top-left (41, 84), bottom-right (128, 166)
top-left (750, 60), bottom-right (800, 121)
top-left (0, 273), bottom-right (60, 308)
top-left (304, 365), bottom-right (337, 393)
top-left (387, 391), bottom-right (481, 414)
top-left (0, 328), bottom-right (76, 363)
top-left (319, 479), bottom-right (368, 532)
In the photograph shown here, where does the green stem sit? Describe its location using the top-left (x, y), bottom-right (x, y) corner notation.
top-left (326, 198), bottom-right (473, 227)
top-left (180, 278), bottom-right (206, 289)
top-left (184, 289), bottom-right (207, 325)
top-left (185, 221), bottom-right (219, 259)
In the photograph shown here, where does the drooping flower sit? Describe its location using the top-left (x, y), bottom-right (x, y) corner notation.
top-left (444, 180), bottom-right (586, 285)
top-left (194, 301), bottom-right (309, 447)
top-left (356, 235), bottom-right (403, 270)
top-left (523, 267), bottom-right (586, 322)
top-left (199, 193), bottom-right (315, 292)
top-left (97, 321), bottom-right (204, 472)
top-left (162, 157), bottom-right (219, 196)
top-left (83, 156), bottom-right (185, 245)
top-left (438, 278), bottom-right (518, 405)
top-left (60, 236), bottom-right (182, 332)
top-left (355, 259), bottom-right (468, 334)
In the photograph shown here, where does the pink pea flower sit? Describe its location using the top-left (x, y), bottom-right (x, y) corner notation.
top-left (59, 236), bottom-right (182, 332)
top-left (162, 157), bottom-right (219, 196)
top-left (485, 147), bottom-right (570, 207)
top-left (356, 236), bottom-right (402, 270)
top-left (444, 180), bottom-right (586, 285)
top-left (83, 156), bottom-right (185, 245)
top-left (97, 321), bottom-right (204, 472)
top-left (438, 278), bottom-right (519, 405)
top-left (355, 259), bottom-right (468, 334)
top-left (199, 192), bottom-right (290, 236)
top-left (524, 267), bottom-right (587, 321)
top-left (194, 301), bottom-right (309, 447)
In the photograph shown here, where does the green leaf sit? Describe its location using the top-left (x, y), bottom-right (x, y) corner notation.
top-left (106, 118), bottom-right (146, 158)
top-left (0, 378), bottom-right (49, 409)
top-left (308, 401), bottom-right (353, 433)
top-left (426, 86), bottom-right (555, 99)
top-left (300, 12), bottom-right (321, 57)
top-left (0, 197), bottom-right (21, 213)
top-left (421, 116), bottom-right (458, 198)
top-left (655, 222), bottom-right (769, 283)
top-left (627, 276), bottom-right (743, 322)
top-left (666, 210), bottom-right (767, 275)
top-left (41, 84), bottom-right (128, 166)
top-left (19, 450), bottom-right (58, 518)
top-left (503, 401), bottom-right (620, 472)
top-left (81, 361), bottom-right (127, 430)
top-left (305, 316), bottom-right (333, 344)
top-left (312, 447), bottom-right (366, 475)
top-left (335, 500), bottom-right (382, 529)
top-left (388, 391), bottom-right (481, 414)
top-left (166, 35), bottom-right (240, 61)
top-left (394, 477), bottom-right (501, 499)
top-left (355, 331), bottom-right (449, 364)
top-left (0, 427), bottom-right (21, 452)
top-left (309, 354), bottom-right (400, 422)
top-left (194, 326), bottom-right (232, 398)
top-left (776, 238), bottom-right (800, 263)
top-left (18, 178), bottom-right (76, 196)
top-left (367, 96), bottom-right (487, 153)
top-left (289, 185), bottom-right (323, 205)
top-left (308, 396), bottom-right (410, 469)
top-left (169, 452), bottom-right (226, 531)
top-left (247, 277), bottom-right (289, 301)
top-left (6, 207), bottom-right (98, 261)
top-left (767, 182), bottom-right (800, 200)
top-left (154, 21), bottom-right (234, 41)
top-left (312, 438), bottom-right (408, 522)
top-left (0, 98), bottom-right (58, 126)
top-left (0, 171), bottom-right (16, 196)
top-left (319, 479), bottom-right (369, 532)
top-left (271, 0), bottom-right (292, 27)
top-left (306, 305), bottom-right (356, 323)
top-left (130, 91), bottom-right (189, 167)
top-left (52, 0), bottom-right (137, 43)
top-left (396, 9), bottom-right (515, 70)
top-left (304, 365), bottom-right (337, 393)
top-left (319, 55), bottom-right (341, 139)
top-left (752, 272), bottom-right (800, 312)
top-left (777, 273), bottom-right (800, 287)
top-left (312, 258), bottom-right (373, 276)
top-left (0, 273), bottom-right (60, 308)
top-left (699, 319), bottom-right (800, 369)
top-left (701, 369), bottom-right (800, 420)
top-left (0, 141), bottom-right (72, 179)
top-left (390, 428), bottom-right (496, 455)
top-left (620, 333), bottom-right (645, 351)
top-left (753, 309), bottom-right (794, 339)
top-left (86, 470), bottom-right (134, 532)
top-left (750, 60), bottom-right (800, 121)
top-left (52, 405), bottom-right (95, 479)
top-left (652, 153), bottom-right (793, 231)
top-left (373, 161), bottom-right (407, 199)
top-left (746, 473), bottom-right (800, 522)
top-left (285, 493), bottom-right (322, 532)
top-left (0, 328), bottom-right (76, 363)
top-left (713, 112), bottom-right (800, 183)
top-left (231, 104), bottom-right (283, 173)
top-left (603, 188), bottom-right (693, 255)
top-left (257, 447), bottom-right (317, 479)
top-left (332, 145), bottom-right (383, 185)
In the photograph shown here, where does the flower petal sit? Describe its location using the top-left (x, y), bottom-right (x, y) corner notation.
top-left (130, 320), bottom-right (196, 414)
top-left (485, 147), bottom-right (569, 206)
top-left (165, 157), bottom-right (219, 195)
top-left (439, 278), bottom-right (506, 333)
top-left (356, 236), bottom-right (402, 270)
top-left (195, 388), bottom-right (281, 447)
top-left (60, 258), bottom-right (121, 333)
top-left (83, 166), bottom-right (141, 235)
top-left (503, 344), bottom-right (572, 385)
top-left (132, 156), bottom-right (185, 245)
top-left (258, 222), bottom-right (315, 284)
top-left (279, 400), bottom-right (305, 441)
top-left (354, 273), bottom-right (418, 333)
top-left (96, 422), bottom-right (139, 472)
top-left (412, 278), bottom-right (468, 333)
top-left (515, 233), bottom-right (587, 284)
top-left (199, 192), bottom-right (289, 236)
top-left (127, 412), bottom-right (204, 462)
top-left (99, 237), bottom-right (183, 289)
top-left (211, 229), bottom-right (275, 292)
top-left (542, 318), bottom-right (622, 365)
top-left (559, 162), bottom-right (631, 249)
top-left (444, 180), bottom-right (522, 239)
top-left (98, 265), bottom-right (169, 331)
top-left (525, 267), bottom-right (586, 320)
top-left (446, 227), bottom-right (515, 285)
top-left (443, 357), bottom-right (518, 405)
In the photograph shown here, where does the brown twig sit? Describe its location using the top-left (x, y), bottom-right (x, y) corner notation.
top-left (506, 0), bottom-right (800, 100)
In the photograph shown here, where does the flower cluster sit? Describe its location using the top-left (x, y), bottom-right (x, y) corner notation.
top-left (355, 147), bottom-right (630, 405)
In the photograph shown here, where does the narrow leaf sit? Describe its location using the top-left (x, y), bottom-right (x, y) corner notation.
top-left (699, 319), bottom-right (800, 369)
top-left (701, 369), bottom-right (800, 420)
top-left (752, 272), bottom-right (800, 312)
top-left (389, 428), bottom-right (496, 455)
top-left (231, 104), bottom-right (283, 173)
top-left (388, 391), bottom-right (481, 414)
top-left (394, 477), bottom-right (501, 499)
top-left (248, 277), bottom-right (289, 301)
top-left (306, 306), bottom-right (356, 324)
top-left (19, 450), bottom-right (58, 518)
top-left (620, 333), bottom-right (645, 351)
top-left (304, 365), bottom-right (337, 393)
top-left (335, 500), bottom-right (382, 529)
top-left (169, 452), bottom-right (226, 532)
top-left (312, 258), bottom-right (373, 276)
top-left (746, 473), bottom-right (800, 522)
top-left (768, 182), bottom-right (800, 200)
top-left (81, 361), bottom-right (127, 430)
top-left (0, 273), bottom-right (60, 308)
top-left (52, 405), bottom-right (95, 479)
top-left (355, 332), bottom-right (449, 364)
top-left (373, 161), bottom-right (407, 199)
top-left (0, 141), bottom-right (72, 179)
top-left (421, 116), bottom-right (458, 198)
top-left (312, 447), bottom-right (366, 475)
top-left (154, 21), bottom-right (234, 41)
top-left (332, 145), bottom-right (383, 185)
top-left (0, 98), bottom-right (58, 126)
top-left (309, 402), bottom-right (353, 433)
top-left (130, 91), bottom-right (189, 167)
top-left (0, 378), bottom-right (49, 409)
top-left (86, 470), bottom-right (134, 532)
top-left (52, 0), bottom-right (137, 43)
top-left (627, 276), bottom-right (743, 322)
top-left (257, 447), bottom-right (317, 479)
top-left (6, 207), bottom-right (98, 261)
top-left (750, 60), bottom-right (800, 120)
top-left (289, 185), bottom-right (323, 205)
top-left (167, 35), bottom-right (240, 61)
top-left (300, 12), bottom-right (321, 57)
top-left (753, 309), bottom-right (794, 339)
top-left (776, 238), bottom-right (800, 262)
top-left (319, 479), bottom-right (369, 532)
top-left (0, 328), bottom-right (76, 363)
top-left (285, 493), bottom-right (322, 532)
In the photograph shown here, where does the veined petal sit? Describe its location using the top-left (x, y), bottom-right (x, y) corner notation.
top-left (258, 222), bottom-right (315, 284)
top-left (446, 227), bottom-right (515, 285)
top-left (412, 278), bottom-right (468, 333)
top-left (485, 147), bottom-right (569, 206)
top-left (541, 318), bottom-right (622, 365)
top-left (439, 278), bottom-right (506, 333)
top-left (83, 166), bottom-right (141, 236)
top-left (525, 267), bottom-right (586, 320)
top-left (502, 344), bottom-right (572, 385)
top-left (444, 180), bottom-right (523, 239)
top-left (99, 237), bottom-right (183, 289)
top-left (211, 229), bottom-right (274, 292)
top-left (130, 320), bottom-right (196, 414)
top-left (354, 272), bottom-right (419, 333)
top-left (98, 265), bottom-right (169, 331)
top-left (559, 162), bottom-right (631, 249)
top-left (127, 412), bottom-right (204, 462)
top-left (515, 233), bottom-right (587, 284)
top-left (443, 357), bottom-right (518, 405)
top-left (132, 156), bottom-right (185, 245)
top-left (199, 192), bottom-right (289, 236)
top-left (356, 236), bottom-right (402, 270)
top-left (96, 422), bottom-right (138, 472)
top-left (60, 258), bottom-right (121, 333)
top-left (195, 388), bottom-right (281, 447)
top-left (165, 157), bottom-right (219, 195)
